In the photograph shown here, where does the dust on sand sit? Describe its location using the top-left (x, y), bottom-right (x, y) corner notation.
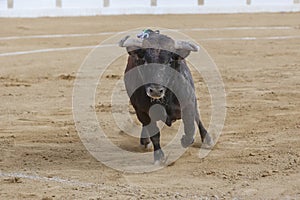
top-left (0, 13), bottom-right (300, 199)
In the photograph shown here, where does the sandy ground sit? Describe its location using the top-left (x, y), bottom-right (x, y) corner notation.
top-left (0, 13), bottom-right (300, 199)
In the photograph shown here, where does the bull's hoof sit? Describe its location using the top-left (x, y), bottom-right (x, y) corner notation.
top-left (181, 135), bottom-right (194, 148)
top-left (165, 117), bottom-right (172, 127)
top-left (153, 149), bottom-right (165, 165)
top-left (140, 137), bottom-right (151, 149)
top-left (202, 134), bottom-right (214, 149)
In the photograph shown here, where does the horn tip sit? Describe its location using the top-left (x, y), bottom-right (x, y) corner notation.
top-left (119, 35), bottom-right (130, 47)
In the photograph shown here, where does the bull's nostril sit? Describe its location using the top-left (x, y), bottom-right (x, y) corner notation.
top-left (149, 88), bottom-right (153, 93)
top-left (159, 89), bottom-right (164, 94)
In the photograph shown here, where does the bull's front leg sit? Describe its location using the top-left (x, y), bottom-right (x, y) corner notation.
top-left (135, 111), bottom-right (151, 148)
top-left (146, 122), bottom-right (165, 164)
top-left (136, 110), bottom-right (164, 163)
top-left (181, 105), bottom-right (196, 148)
top-left (140, 126), bottom-right (151, 149)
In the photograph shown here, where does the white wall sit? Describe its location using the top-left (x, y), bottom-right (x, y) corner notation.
top-left (13, 0), bottom-right (55, 9)
top-left (0, 0), bottom-right (7, 9)
top-left (109, 0), bottom-right (150, 8)
top-left (157, 0), bottom-right (198, 7)
top-left (204, 0), bottom-right (246, 6)
top-left (251, 0), bottom-right (294, 5)
top-left (62, 0), bottom-right (103, 8)
top-left (0, 0), bottom-right (300, 17)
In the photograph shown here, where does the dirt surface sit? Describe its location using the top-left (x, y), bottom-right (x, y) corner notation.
top-left (0, 13), bottom-right (300, 199)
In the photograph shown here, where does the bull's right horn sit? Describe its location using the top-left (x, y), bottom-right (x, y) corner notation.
top-left (119, 35), bottom-right (130, 47)
top-left (119, 35), bottom-right (143, 48)
top-left (119, 35), bottom-right (143, 53)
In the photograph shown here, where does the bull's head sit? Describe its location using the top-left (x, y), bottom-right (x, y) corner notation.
top-left (119, 29), bottom-right (199, 100)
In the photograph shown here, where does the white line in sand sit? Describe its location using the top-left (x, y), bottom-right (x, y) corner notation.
top-left (0, 32), bottom-right (117, 41)
top-left (0, 171), bottom-right (96, 187)
top-left (0, 26), bottom-right (293, 41)
top-left (0, 45), bottom-right (99, 57)
top-left (200, 35), bottom-right (300, 41)
top-left (1, 35), bottom-right (300, 57)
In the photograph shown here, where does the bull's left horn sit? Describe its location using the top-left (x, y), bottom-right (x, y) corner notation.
top-left (174, 40), bottom-right (200, 58)
top-left (175, 41), bottom-right (199, 52)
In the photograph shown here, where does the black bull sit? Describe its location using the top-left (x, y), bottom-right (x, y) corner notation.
top-left (119, 31), bottom-right (213, 164)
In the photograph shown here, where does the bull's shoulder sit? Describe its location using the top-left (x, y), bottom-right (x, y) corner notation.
top-left (178, 60), bottom-right (195, 88)
top-left (125, 55), bottom-right (145, 73)
top-left (125, 55), bottom-right (136, 73)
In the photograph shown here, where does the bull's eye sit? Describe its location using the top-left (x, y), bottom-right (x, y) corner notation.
top-left (171, 53), bottom-right (180, 61)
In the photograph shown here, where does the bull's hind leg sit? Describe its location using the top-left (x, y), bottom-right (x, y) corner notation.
top-left (195, 113), bottom-right (214, 148)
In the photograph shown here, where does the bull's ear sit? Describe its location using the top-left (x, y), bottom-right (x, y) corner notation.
top-left (174, 41), bottom-right (199, 59)
top-left (119, 35), bottom-right (143, 54)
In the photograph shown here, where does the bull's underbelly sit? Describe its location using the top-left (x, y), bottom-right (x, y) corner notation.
top-left (165, 105), bottom-right (181, 126)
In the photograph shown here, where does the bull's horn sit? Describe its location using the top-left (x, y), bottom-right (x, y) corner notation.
top-left (175, 41), bottom-right (199, 52)
top-left (119, 35), bottom-right (143, 48)
top-left (119, 35), bottom-right (130, 47)
top-left (174, 40), bottom-right (200, 58)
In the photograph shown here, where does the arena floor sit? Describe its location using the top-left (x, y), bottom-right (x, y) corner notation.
top-left (0, 13), bottom-right (300, 199)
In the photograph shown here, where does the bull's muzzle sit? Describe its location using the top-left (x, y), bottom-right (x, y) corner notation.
top-left (146, 84), bottom-right (166, 100)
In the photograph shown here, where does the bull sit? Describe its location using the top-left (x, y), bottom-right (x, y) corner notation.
top-left (119, 29), bottom-right (213, 164)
